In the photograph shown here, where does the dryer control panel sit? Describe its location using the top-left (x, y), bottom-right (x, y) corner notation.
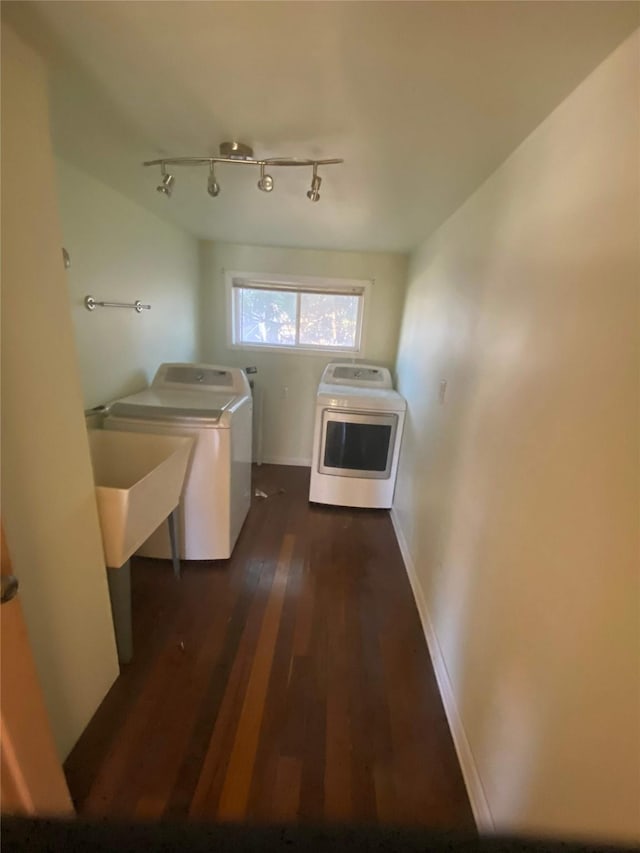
top-left (320, 363), bottom-right (392, 389)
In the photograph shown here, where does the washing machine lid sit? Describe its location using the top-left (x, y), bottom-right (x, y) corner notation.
top-left (317, 384), bottom-right (406, 412)
top-left (108, 389), bottom-right (239, 424)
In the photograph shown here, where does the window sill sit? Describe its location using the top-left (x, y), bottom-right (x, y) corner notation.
top-left (229, 342), bottom-right (362, 358)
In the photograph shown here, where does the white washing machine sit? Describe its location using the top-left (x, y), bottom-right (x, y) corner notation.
top-left (309, 363), bottom-right (406, 509)
top-left (105, 363), bottom-right (252, 560)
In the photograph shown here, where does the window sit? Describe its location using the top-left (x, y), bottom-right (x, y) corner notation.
top-left (227, 271), bottom-right (369, 354)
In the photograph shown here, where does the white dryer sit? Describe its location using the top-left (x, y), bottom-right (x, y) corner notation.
top-left (105, 363), bottom-right (252, 560)
top-left (309, 363), bottom-right (406, 509)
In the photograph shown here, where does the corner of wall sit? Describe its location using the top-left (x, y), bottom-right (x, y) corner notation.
top-left (389, 507), bottom-right (494, 832)
top-left (197, 239), bottom-right (216, 363)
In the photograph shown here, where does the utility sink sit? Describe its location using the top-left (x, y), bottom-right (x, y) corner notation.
top-left (88, 429), bottom-right (193, 569)
top-left (88, 428), bottom-right (193, 666)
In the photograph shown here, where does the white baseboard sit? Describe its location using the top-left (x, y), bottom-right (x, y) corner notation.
top-left (390, 507), bottom-right (494, 833)
top-left (258, 455), bottom-right (311, 467)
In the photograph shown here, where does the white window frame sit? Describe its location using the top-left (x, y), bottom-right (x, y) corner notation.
top-left (225, 270), bottom-right (370, 355)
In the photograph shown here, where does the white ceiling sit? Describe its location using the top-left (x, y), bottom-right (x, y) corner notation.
top-left (4, 1), bottom-right (638, 253)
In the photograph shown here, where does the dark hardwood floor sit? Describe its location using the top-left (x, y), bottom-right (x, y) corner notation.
top-left (64, 465), bottom-right (474, 829)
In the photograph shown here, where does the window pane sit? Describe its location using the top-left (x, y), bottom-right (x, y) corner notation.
top-left (299, 292), bottom-right (359, 348)
top-left (238, 288), bottom-right (296, 346)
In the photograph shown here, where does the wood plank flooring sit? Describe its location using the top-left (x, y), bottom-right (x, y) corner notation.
top-left (64, 465), bottom-right (475, 829)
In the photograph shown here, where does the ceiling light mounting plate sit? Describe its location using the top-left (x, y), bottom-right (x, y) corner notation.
top-left (219, 141), bottom-right (254, 160)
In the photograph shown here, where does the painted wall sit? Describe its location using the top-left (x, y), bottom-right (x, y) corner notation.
top-left (200, 242), bottom-right (408, 465)
top-left (1, 25), bottom-right (119, 760)
top-left (392, 33), bottom-right (639, 842)
top-left (56, 158), bottom-right (200, 408)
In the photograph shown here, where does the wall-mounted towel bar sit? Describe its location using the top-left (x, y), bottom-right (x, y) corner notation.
top-left (85, 296), bottom-right (151, 313)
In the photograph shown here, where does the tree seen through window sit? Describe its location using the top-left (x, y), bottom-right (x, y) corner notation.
top-left (237, 286), bottom-right (360, 349)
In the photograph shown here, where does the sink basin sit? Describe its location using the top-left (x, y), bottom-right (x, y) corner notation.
top-left (88, 429), bottom-right (193, 568)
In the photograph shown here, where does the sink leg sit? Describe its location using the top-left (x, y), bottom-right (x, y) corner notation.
top-left (168, 509), bottom-right (181, 579)
top-left (106, 560), bottom-right (132, 665)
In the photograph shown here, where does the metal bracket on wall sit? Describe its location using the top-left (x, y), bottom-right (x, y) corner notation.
top-left (84, 296), bottom-right (151, 313)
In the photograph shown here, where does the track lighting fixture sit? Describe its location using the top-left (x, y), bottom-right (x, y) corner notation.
top-left (207, 163), bottom-right (220, 197)
top-left (307, 164), bottom-right (322, 202)
top-left (144, 142), bottom-right (342, 203)
top-left (156, 165), bottom-right (174, 197)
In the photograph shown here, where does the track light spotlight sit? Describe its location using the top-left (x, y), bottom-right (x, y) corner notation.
top-left (207, 163), bottom-right (220, 197)
top-left (307, 164), bottom-right (321, 202)
top-left (157, 165), bottom-right (174, 197)
top-left (257, 163), bottom-right (274, 193)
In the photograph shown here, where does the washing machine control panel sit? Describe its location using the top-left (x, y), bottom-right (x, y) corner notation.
top-left (153, 363), bottom-right (250, 395)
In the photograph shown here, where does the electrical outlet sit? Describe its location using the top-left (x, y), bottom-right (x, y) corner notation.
top-left (439, 380), bottom-right (447, 404)
top-left (281, 385), bottom-right (288, 399)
